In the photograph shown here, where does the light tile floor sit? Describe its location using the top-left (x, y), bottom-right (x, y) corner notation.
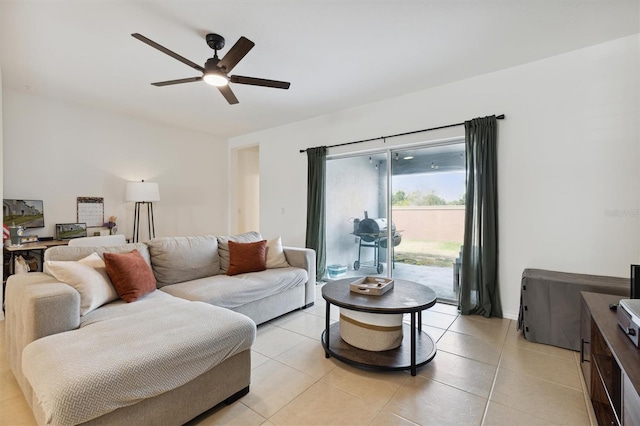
top-left (0, 285), bottom-right (597, 425)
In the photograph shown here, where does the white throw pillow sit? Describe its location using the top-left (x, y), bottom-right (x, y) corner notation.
top-left (46, 253), bottom-right (119, 315)
top-left (266, 237), bottom-right (290, 269)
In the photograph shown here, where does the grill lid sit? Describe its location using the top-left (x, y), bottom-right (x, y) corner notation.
top-left (358, 218), bottom-right (395, 234)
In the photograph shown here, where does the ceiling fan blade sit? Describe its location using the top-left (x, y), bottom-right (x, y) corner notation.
top-left (132, 33), bottom-right (204, 73)
top-left (151, 77), bottom-right (203, 87)
top-left (230, 75), bottom-right (290, 89)
top-left (217, 37), bottom-right (255, 73)
top-left (217, 85), bottom-right (239, 105)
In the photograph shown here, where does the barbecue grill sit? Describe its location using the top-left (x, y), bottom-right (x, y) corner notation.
top-left (352, 212), bottom-right (402, 273)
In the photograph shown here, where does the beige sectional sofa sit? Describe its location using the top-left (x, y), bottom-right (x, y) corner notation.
top-left (5, 233), bottom-right (316, 425)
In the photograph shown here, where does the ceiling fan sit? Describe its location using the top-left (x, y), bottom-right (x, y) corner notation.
top-left (131, 33), bottom-right (290, 105)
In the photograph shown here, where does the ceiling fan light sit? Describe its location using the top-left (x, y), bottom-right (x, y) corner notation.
top-left (203, 72), bottom-right (229, 87)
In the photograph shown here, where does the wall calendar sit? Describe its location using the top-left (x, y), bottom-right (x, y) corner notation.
top-left (77, 197), bottom-right (104, 227)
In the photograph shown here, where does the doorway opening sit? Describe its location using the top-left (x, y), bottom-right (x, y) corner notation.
top-left (232, 145), bottom-right (260, 234)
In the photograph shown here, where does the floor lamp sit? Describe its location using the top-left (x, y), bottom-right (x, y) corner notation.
top-left (126, 180), bottom-right (160, 243)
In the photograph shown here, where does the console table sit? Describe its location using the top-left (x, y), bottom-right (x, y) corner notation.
top-left (321, 278), bottom-right (437, 376)
top-left (4, 240), bottom-right (69, 272)
top-left (580, 292), bottom-right (640, 425)
top-left (2, 240), bottom-right (69, 311)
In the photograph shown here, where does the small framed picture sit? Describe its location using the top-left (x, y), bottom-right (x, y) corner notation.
top-left (55, 223), bottom-right (87, 240)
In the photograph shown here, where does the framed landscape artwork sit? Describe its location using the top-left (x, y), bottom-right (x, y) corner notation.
top-left (55, 223), bottom-right (88, 240)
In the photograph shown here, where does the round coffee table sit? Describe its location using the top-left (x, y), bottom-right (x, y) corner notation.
top-left (321, 278), bottom-right (437, 376)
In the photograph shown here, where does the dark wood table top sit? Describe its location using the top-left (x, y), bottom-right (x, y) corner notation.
top-left (322, 277), bottom-right (437, 314)
top-left (582, 291), bottom-right (640, 398)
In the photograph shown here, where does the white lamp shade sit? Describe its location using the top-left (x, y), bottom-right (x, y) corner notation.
top-left (126, 181), bottom-right (160, 202)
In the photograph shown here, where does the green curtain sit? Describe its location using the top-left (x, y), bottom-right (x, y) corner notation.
top-left (305, 146), bottom-right (327, 281)
top-left (459, 116), bottom-right (502, 318)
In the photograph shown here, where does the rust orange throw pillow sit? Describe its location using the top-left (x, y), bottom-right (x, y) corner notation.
top-left (103, 250), bottom-right (156, 302)
top-left (227, 240), bottom-right (267, 276)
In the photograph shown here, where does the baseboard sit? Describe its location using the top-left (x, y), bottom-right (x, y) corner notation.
top-left (502, 309), bottom-right (518, 321)
top-left (225, 386), bottom-right (249, 405)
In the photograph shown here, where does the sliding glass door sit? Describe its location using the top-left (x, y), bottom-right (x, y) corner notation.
top-left (325, 153), bottom-right (388, 280)
top-left (325, 140), bottom-right (465, 303)
top-left (390, 143), bottom-right (465, 302)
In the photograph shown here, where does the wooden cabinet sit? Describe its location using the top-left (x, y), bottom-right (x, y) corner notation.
top-left (581, 292), bottom-right (640, 425)
top-left (623, 375), bottom-right (640, 425)
top-left (580, 296), bottom-right (592, 392)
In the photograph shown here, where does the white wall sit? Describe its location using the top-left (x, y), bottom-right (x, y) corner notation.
top-left (229, 34), bottom-right (640, 319)
top-left (3, 89), bottom-right (228, 240)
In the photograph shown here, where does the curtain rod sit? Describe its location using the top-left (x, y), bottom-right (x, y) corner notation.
top-left (299, 114), bottom-right (505, 153)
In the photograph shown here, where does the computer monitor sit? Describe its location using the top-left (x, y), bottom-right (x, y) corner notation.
top-left (55, 223), bottom-right (88, 240)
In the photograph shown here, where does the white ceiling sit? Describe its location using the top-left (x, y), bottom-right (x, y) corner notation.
top-left (1, 1), bottom-right (638, 138)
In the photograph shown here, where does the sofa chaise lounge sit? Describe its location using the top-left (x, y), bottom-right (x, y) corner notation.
top-left (5, 233), bottom-right (316, 425)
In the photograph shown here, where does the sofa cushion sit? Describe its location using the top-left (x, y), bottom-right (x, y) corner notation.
top-left (44, 243), bottom-right (151, 264)
top-left (103, 250), bottom-right (157, 302)
top-left (22, 291), bottom-right (256, 426)
top-left (146, 236), bottom-right (220, 287)
top-left (227, 240), bottom-right (267, 276)
top-left (266, 236), bottom-right (290, 269)
top-left (217, 231), bottom-right (262, 274)
top-left (45, 252), bottom-right (118, 315)
top-left (160, 267), bottom-right (308, 309)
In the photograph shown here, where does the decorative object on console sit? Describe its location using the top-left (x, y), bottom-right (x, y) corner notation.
top-left (126, 180), bottom-right (160, 243)
top-left (104, 215), bottom-right (118, 235)
top-left (8, 225), bottom-right (24, 246)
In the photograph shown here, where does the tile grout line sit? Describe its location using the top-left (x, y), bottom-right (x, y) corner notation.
top-left (263, 376), bottom-right (322, 424)
top-left (478, 319), bottom-right (510, 425)
top-left (263, 295), bottom-right (388, 424)
top-left (237, 401), bottom-right (268, 424)
top-left (486, 324), bottom-right (585, 390)
top-left (573, 349), bottom-right (598, 426)
top-left (255, 352), bottom-right (323, 424)
top-left (479, 324), bottom-right (586, 425)
top-left (306, 301), bottom-right (456, 425)
top-left (231, 303), bottom-right (557, 424)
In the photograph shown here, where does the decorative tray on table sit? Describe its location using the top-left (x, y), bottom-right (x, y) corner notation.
top-left (349, 276), bottom-right (394, 296)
